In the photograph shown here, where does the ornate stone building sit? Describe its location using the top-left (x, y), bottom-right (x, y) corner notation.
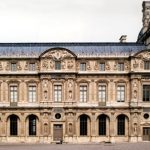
top-left (0, 1), bottom-right (150, 144)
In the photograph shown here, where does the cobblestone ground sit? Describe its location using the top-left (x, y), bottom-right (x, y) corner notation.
top-left (0, 142), bottom-right (150, 150)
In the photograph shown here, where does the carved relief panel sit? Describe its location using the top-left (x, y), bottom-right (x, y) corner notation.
top-left (132, 50), bottom-right (150, 71)
top-left (131, 112), bottom-right (140, 136)
top-left (5, 61), bottom-right (22, 71)
top-left (24, 60), bottom-right (40, 71)
top-left (94, 60), bottom-right (110, 71)
top-left (42, 79), bottom-right (49, 101)
top-left (0, 62), bottom-right (3, 71)
top-left (67, 79), bottom-right (74, 101)
top-left (131, 79), bottom-right (139, 101)
top-left (66, 112), bottom-right (75, 136)
top-left (40, 49), bottom-right (76, 72)
top-left (42, 112), bottom-right (49, 135)
top-left (77, 60), bottom-right (91, 71)
top-left (114, 60), bottom-right (130, 71)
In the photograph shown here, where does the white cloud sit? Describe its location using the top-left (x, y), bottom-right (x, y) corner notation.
top-left (0, 0), bottom-right (144, 42)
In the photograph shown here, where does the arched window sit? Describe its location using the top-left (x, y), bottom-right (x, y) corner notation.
top-left (10, 115), bottom-right (18, 136)
top-left (29, 115), bottom-right (36, 136)
top-left (98, 115), bottom-right (107, 135)
top-left (80, 115), bottom-right (88, 136)
top-left (117, 115), bottom-right (125, 135)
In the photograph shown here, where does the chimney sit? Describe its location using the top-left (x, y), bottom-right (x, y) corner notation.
top-left (119, 35), bottom-right (127, 43)
top-left (142, 1), bottom-right (150, 33)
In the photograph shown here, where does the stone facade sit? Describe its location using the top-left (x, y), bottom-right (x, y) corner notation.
top-left (0, 1), bottom-right (150, 144)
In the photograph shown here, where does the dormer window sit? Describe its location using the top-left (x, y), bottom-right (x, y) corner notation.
top-left (55, 61), bottom-right (61, 70)
top-left (80, 63), bottom-right (86, 71)
top-left (144, 61), bottom-right (150, 70)
top-left (118, 63), bottom-right (124, 71)
top-left (11, 63), bottom-right (17, 71)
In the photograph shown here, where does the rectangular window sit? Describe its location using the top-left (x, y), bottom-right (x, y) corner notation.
top-left (98, 85), bottom-right (106, 102)
top-left (144, 61), bottom-right (150, 70)
top-left (10, 86), bottom-right (18, 102)
top-left (143, 85), bottom-right (150, 101)
top-left (28, 86), bottom-right (36, 102)
top-left (80, 63), bottom-right (86, 71)
top-left (80, 85), bottom-right (87, 102)
top-left (11, 63), bottom-right (17, 71)
top-left (117, 85), bottom-right (125, 102)
top-left (99, 63), bottom-right (105, 71)
top-left (55, 61), bottom-right (61, 70)
top-left (118, 63), bottom-right (124, 71)
top-left (29, 63), bottom-right (36, 71)
top-left (54, 85), bottom-right (62, 102)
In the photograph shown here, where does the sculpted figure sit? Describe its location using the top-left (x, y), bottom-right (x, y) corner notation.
top-left (68, 60), bottom-right (74, 69)
top-left (49, 60), bottom-right (54, 69)
top-left (69, 123), bottom-right (73, 133)
top-left (87, 62), bottom-right (91, 70)
top-left (17, 63), bottom-right (22, 70)
top-left (133, 123), bottom-right (137, 135)
top-left (62, 60), bottom-right (66, 69)
top-left (44, 91), bottom-right (48, 100)
top-left (133, 90), bottom-right (137, 99)
top-left (0, 62), bottom-right (3, 70)
top-left (105, 62), bottom-right (110, 70)
top-left (42, 60), bottom-right (49, 69)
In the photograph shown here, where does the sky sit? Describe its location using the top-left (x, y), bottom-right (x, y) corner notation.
top-left (0, 0), bottom-right (145, 42)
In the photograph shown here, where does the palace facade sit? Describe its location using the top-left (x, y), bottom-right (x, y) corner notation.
top-left (1, 1), bottom-right (150, 144)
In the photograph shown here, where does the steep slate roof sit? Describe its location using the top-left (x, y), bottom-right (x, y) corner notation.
top-left (0, 43), bottom-right (146, 58)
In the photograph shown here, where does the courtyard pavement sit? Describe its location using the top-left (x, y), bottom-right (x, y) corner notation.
top-left (0, 142), bottom-right (150, 150)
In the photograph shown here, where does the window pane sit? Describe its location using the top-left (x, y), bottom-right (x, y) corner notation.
top-left (28, 86), bottom-right (36, 102)
top-left (54, 85), bottom-right (62, 102)
top-left (55, 61), bottom-right (61, 70)
top-left (29, 115), bottom-right (36, 136)
top-left (144, 61), bottom-right (150, 70)
top-left (98, 85), bottom-right (106, 102)
top-left (143, 85), bottom-right (150, 101)
top-left (10, 86), bottom-right (18, 102)
top-left (29, 63), bottom-right (36, 71)
top-left (80, 85), bottom-right (87, 102)
top-left (99, 63), bottom-right (105, 71)
top-left (80, 63), bottom-right (86, 71)
top-left (118, 63), bottom-right (124, 71)
top-left (117, 85), bottom-right (125, 102)
top-left (11, 63), bottom-right (17, 71)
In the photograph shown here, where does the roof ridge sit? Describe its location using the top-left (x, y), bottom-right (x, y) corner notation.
top-left (0, 42), bottom-right (145, 46)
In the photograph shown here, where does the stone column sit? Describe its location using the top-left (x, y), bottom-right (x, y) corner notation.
top-left (1, 114), bottom-right (6, 136)
top-left (49, 80), bottom-right (53, 102)
top-left (110, 111), bottom-right (115, 143)
top-left (91, 113), bottom-right (96, 142)
top-left (19, 81), bottom-right (24, 102)
top-left (20, 113), bottom-right (25, 136)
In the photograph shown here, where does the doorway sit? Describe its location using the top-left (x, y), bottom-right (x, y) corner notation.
top-left (143, 127), bottom-right (150, 141)
top-left (53, 124), bottom-right (63, 141)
